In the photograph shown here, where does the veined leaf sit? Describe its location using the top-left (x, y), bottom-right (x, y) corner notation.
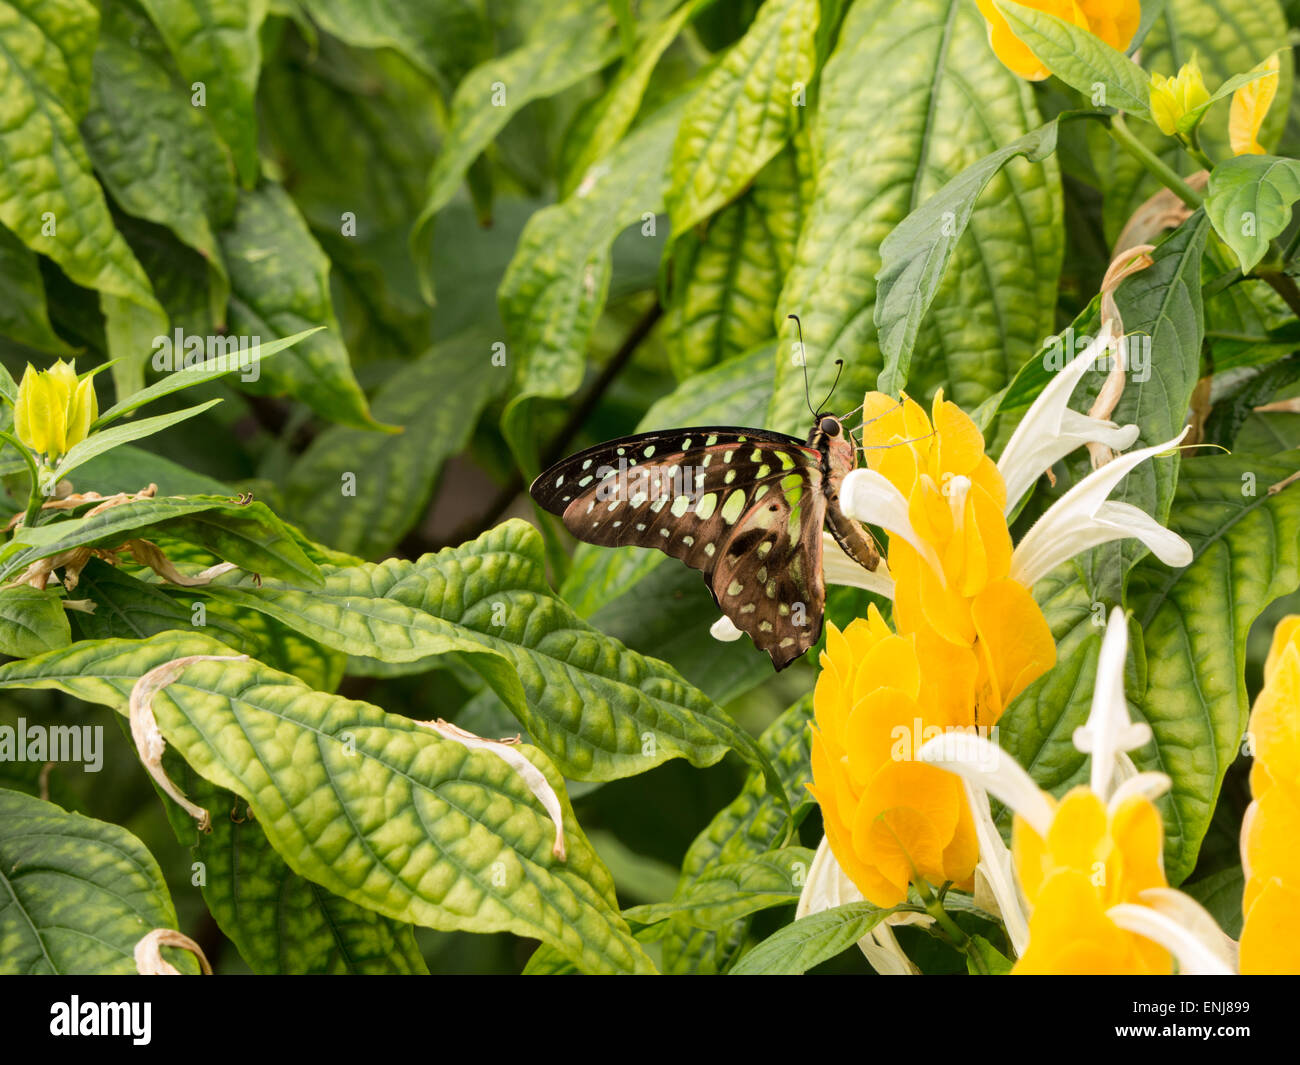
top-left (0, 496), bottom-right (322, 588)
top-left (771, 0), bottom-right (1062, 432)
top-left (298, 0), bottom-right (493, 89)
top-left (0, 224), bottom-right (63, 353)
top-left (0, 587), bottom-right (71, 657)
top-left (661, 695), bottom-right (813, 973)
top-left (82, 2), bottom-right (236, 315)
top-left (876, 120), bottom-right (1063, 395)
top-left (666, 148), bottom-right (801, 380)
top-left (220, 183), bottom-right (379, 430)
top-left (136, 0), bottom-right (269, 186)
top-left (1076, 213), bottom-right (1208, 599)
top-left (0, 633), bottom-right (655, 974)
top-left (159, 763), bottom-right (427, 973)
top-left (626, 846), bottom-right (815, 930)
top-left (561, 0), bottom-right (700, 197)
top-left (50, 399), bottom-right (222, 492)
top-left (0, 0), bottom-right (165, 370)
top-left (995, 0), bottom-right (1150, 116)
top-left (0, 788), bottom-right (192, 975)
top-left (410, 0), bottom-right (620, 302)
top-left (284, 335), bottom-right (505, 558)
top-left (498, 101), bottom-right (682, 474)
top-left (731, 900), bottom-right (902, 975)
top-left (199, 519), bottom-right (778, 791)
top-left (1205, 155), bottom-right (1300, 273)
top-left (94, 327), bottom-right (323, 426)
top-left (666, 0), bottom-right (817, 235)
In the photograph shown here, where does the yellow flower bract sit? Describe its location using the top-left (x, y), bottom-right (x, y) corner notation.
top-left (14, 360), bottom-right (98, 463)
top-left (1239, 616), bottom-right (1300, 974)
top-left (810, 391), bottom-right (1055, 907)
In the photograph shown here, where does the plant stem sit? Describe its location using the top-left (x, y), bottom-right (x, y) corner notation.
top-left (1108, 115), bottom-right (1203, 209)
top-left (0, 430), bottom-right (44, 529)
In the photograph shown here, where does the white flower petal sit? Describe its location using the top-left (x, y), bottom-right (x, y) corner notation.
top-left (916, 732), bottom-right (1054, 838)
top-left (839, 469), bottom-right (945, 582)
top-left (1108, 771), bottom-right (1171, 812)
top-left (797, 836), bottom-right (918, 975)
top-left (997, 327), bottom-right (1141, 513)
top-left (821, 532), bottom-right (894, 598)
top-left (1009, 429), bottom-right (1193, 587)
top-left (1138, 887), bottom-right (1239, 973)
top-left (965, 779), bottom-right (1031, 955)
top-left (1107, 902), bottom-right (1235, 975)
top-left (1072, 608), bottom-right (1154, 799)
top-left (710, 615), bottom-right (744, 642)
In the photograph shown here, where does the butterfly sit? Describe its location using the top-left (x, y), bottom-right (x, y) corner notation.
top-left (530, 320), bottom-right (886, 670)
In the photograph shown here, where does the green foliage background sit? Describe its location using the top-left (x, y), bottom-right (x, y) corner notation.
top-left (0, 0), bottom-right (1297, 974)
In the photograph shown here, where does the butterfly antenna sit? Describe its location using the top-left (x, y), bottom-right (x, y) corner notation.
top-left (817, 358), bottom-right (845, 417)
top-left (788, 314), bottom-right (817, 419)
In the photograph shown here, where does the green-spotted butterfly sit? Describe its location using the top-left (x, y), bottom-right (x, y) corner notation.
top-left (530, 322), bottom-right (883, 671)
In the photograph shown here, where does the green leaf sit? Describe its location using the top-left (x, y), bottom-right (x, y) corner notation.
top-left (0, 496), bottom-right (322, 588)
top-left (561, 0), bottom-right (700, 197)
top-left (770, 0), bottom-right (1062, 432)
top-left (875, 120), bottom-right (1062, 395)
top-left (0, 787), bottom-right (191, 974)
top-left (298, 0), bottom-right (493, 88)
top-left (136, 0), bottom-right (269, 186)
top-left (967, 934), bottom-right (1014, 974)
top-left (1205, 155), bottom-right (1300, 273)
top-left (198, 519), bottom-right (778, 791)
top-left (410, 0), bottom-right (619, 302)
top-left (0, 587), bottom-right (72, 657)
top-left (994, 0), bottom-right (1151, 116)
top-left (626, 846), bottom-right (815, 930)
top-left (661, 694), bottom-right (813, 973)
top-left (50, 399), bottom-right (222, 491)
top-left (160, 765), bottom-right (427, 973)
top-left (1183, 865), bottom-right (1246, 938)
top-left (731, 900), bottom-right (900, 974)
top-left (498, 100), bottom-right (682, 473)
top-left (0, 224), bottom-right (64, 353)
top-left (220, 183), bottom-right (379, 429)
top-left (0, 0), bottom-right (165, 363)
top-left (666, 147), bottom-right (801, 379)
top-left (666, 0), bottom-right (817, 235)
top-left (82, 1), bottom-right (236, 315)
top-left (0, 633), bottom-right (655, 974)
top-left (1077, 214), bottom-right (1208, 599)
top-left (284, 335), bottom-right (504, 558)
top-left (94, 327), bottom-right (323, 426)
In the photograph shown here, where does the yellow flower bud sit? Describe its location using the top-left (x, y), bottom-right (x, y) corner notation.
top-left (1149, 56), bottom-right (1211, 137)
top-left (13, 360), bottom-right (98, 462)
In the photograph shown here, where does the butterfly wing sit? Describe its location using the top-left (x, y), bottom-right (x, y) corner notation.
top-left (530, 427), bottom-right (828, 670)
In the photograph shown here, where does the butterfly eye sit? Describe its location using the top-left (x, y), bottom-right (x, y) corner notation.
top-left (819, 416), bottom-right (840, 437)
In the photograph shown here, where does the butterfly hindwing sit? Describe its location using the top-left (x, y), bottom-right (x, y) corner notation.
top-left (710, 465), bottom-right (827, 669)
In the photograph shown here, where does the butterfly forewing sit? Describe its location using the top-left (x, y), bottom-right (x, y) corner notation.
top-left (530, 428), bottom-right (827, 669)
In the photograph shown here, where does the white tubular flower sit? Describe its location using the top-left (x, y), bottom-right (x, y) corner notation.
top-left (997, 326), bottom-right (1141, 515)
top-left (797, 836), bottom-right (926, 976)
top-left (837, 469), bottom-right (946, 580)
top-left (1072, 607), bottom-right (1154, 800)
top-left (1009, 429), bottom-right (1194, 589)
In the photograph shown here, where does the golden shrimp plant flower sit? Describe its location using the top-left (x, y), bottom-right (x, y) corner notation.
top-left (1239, 616), bottom-right (1300, 974)
top-left (976, 0), bottom-right (1140, 82)
top-left (920, 609), bottom-right (1236, 974)
top-left (1149, 57), bottom-right (1211, 137)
